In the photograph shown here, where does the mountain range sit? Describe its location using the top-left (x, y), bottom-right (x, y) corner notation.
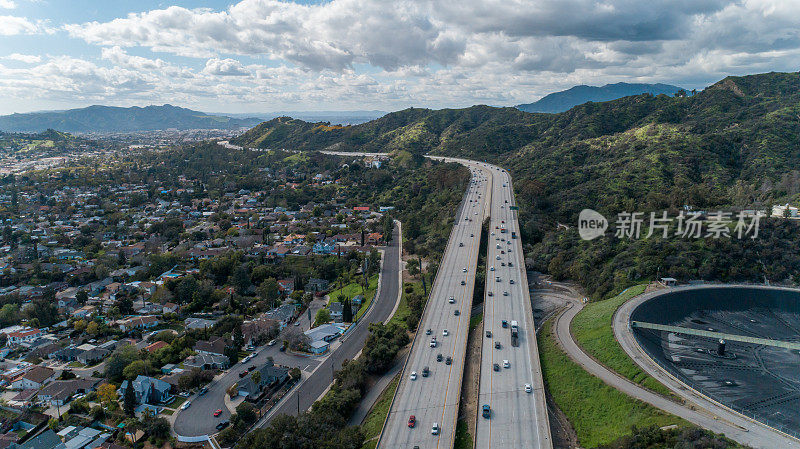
top-left (516, 82), bottom-right (686, 113)
top-left (0, 104), bottom-right (263, 133)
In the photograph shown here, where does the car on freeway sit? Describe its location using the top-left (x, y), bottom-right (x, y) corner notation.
top-left (502, 320), bottom-right (508, 328)
top-left (408, 415), bottom-right (416, 428)
top-left (422, 366), bottom-right (430, 377)
top-left (503, 360), bottom-right (510, 368)
top-left (496, 255), bottom-right (501, 260)
top-left (425, 328), bottom-right (432, 335)
top-left (437, 353), bottom-right (443, 362)
top-left (482, 404), bottom-right (491, 419)
top-left (470, 233), bottom-right (474, 237)
top-left (410, 371), bottom-right (417, 380)
top-left (509, 279), bottom-right (514, 284)
top-left (459, 242), bottom-right (463, 247)
top-left (503, 291), bottom-right (508, 296)
top-left (213, 409), bottom-right (223, 417)
top-left (454, 310), bottom-right (460, 316)
top-left (461, 280), bottom-right (466, 285)
top-left (496, 276), bottom-right (501, 282)
top-left (495, 342), bottom-right (502, 349)
top-left (442, 329), bottom-right (449, 336)
top-left (431, 423), bottom-right (440, 435)
top-left (462, 267), bottom-right (467, 272)
top-left (430, 338), bottom-right (437, 348)
top-left (487, 291), bottom-right (493, 296)
top-left (485, 330), bottom-right (492, 338)
top-left (525, 384), bottom-right (532, 393)
top-left (493, 363), bottom-right (500, 371)
top-left (181, 400), bottom-right (191, 410)
top-left (449, 297), bottom-right (455, 303)
top-left (445, 356), bottom-right (452, 365)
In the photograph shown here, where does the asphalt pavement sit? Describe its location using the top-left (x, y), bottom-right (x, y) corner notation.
top-left (474, 165), bottom-right (552, 449)
top-left (377, 161), bottom-right (489, 449)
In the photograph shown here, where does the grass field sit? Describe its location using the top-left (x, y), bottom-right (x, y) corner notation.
top-left (571, 284), bottom-right (672, 396)
top-left (469, 312), bottom-right (483, 331)
top-left (388, 280), bottom-right (427, 329)
top-left (360, 374), bottom-right (400, 448)
top-left (328, 274), bottom-right (379, 321)
top-left (539, 320), bottom-right (686, 447)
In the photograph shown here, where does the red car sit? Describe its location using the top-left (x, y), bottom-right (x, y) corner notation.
top-left (213, 409), bottom-right (223, 417)
top-left (408, 415), bottom-right (416, 428)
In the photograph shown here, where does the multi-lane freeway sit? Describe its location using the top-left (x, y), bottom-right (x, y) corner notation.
top-left (377, 160), bottom-right (491, 449)
top-left (475, 166), bottom-right (552, 449)
top-left (320, 152), bottom-right (552, 449)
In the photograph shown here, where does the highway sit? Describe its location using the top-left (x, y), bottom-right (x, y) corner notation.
top-left (474, 166), bottom-right (552, 449)
top-left (377, 160), bottom-right (490, 449)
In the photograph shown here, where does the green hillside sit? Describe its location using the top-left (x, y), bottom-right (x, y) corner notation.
top-left (233, 71), bottom-right (800, 297)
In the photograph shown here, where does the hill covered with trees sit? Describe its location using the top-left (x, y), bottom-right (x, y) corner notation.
top-left (233, 71), bottom-right (800, 297)
top-left (516, 82), bottom-right (686, 113)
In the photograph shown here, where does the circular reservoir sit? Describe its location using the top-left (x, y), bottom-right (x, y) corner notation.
top-left (629, 286), bottom-right (800, 436)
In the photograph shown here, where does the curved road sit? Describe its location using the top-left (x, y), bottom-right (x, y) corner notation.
top-left (549, 288), bottom-right (797, 449)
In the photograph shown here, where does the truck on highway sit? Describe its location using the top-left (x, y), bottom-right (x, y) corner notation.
top-left (510, 320), bottom-right (519, 347)
top-left (511, 231), bottom-right (516, 239)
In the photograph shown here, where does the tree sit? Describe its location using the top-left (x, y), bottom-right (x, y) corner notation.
top-left (76, 290), bottom-right (88, 305)
top-left (235, 402), bottom-right (258, 425)
top-left (289, 367), bottom-right (301, 380)
top-left (123, 382), bottom-right (136, 416)
top-left (97, 383), bottom-right (117, 404)
top-left (86, 321), bottom-right (100, 336)
top-left (342, 297), bottom-right (353, 323)
top-left (123, 360), bottom-right (152, 380)
top-left (258, 278), bottom-right (280, 305)
top-left (232, 323), bottom-right (244, 350)
top-left (250, 371), bottom-right (261, 388)
top-left (314, 308), bottom-right (331, 326)
top-left (232, 265), bottom-right (251, 295)
top-left (106, 345), bottom-right (140, 381)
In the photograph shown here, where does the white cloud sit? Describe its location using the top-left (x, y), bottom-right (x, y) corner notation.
top-left (0, 0), bottom-right (16, 9)
top-left (3, 53), bottom-right (40, 63)
top-left (0, 0), bottom-right (796, 112)
top-left (202, 58), bottom-right (249, 76)
top-left (0, 15), bottom-right (37, 35)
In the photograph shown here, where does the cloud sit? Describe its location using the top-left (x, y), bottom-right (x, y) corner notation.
top-left (202, 58), bottom-right (249, 76)
top-left (3, 53), bottom-right (40, 63)
top-left (0, 0), bottom-right (15, 9)
top-left (0, 0), bottom-right (797, 113)
top-left (0, 15), bottom-right (37, 35)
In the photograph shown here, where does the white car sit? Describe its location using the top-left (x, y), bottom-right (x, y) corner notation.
top-left (503, 360), bottom-right (510, 368)
top-left (448, 297), bottom-right (455, 304)
top-left (410, 371), bottom-right (417, 381)
top-left (462, 267), bottom-right (467, 272)
top-left (524, 384), bottom-right (532, 393)
top-left (442, 329), bottom-right (449, 336)
top-left (432, 423), bottom-right (440, 435)
top-left (496, 255), bottom-right (501, 260)
top-left (181, 400), bottom-right (192, 410)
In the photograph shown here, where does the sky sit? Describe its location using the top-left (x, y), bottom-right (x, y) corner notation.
top-left (0, 0), bottom-right (799, 115)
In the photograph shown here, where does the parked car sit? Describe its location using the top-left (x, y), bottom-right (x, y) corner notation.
top-left (199, 387), bottom-right (209, 396)
top-left (216, 421), bottom-right (229, 430)
top-left (180, 400), bottom-right (192, 410)
top-left (213, 409), bottom-right (223, 417)
top-left (239, 370), bottom-right (249, 378)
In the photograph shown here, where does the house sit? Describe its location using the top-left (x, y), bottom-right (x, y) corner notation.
top-left (304, 323), bottom-right (344, 344)
top-left (328, 302), bottom-right (358, 322)
top-left (193, 337), bottom-right (230, 357)
top-left (308, 340), bottom-right (329, 354)
top-left (6, 328), bottom-right (42, 346)
top-left (118, 315), bottom-right (158, 332)
top-left (242, 318), bottom-right (278, 347)
top-left (236, 360), bottom-right (290, 398)
top-left (71, 305), bottom-right (96, 319)
top-left (277, 279), bottom-right (294, 295)
top-left (7, 430), bottom-right (65, 449)
top-left (11, 366), bottom-right (55, 390)
top-left (366, 232), bottom-right (383, 245)
top-left (305, 278), bottom-right (330, 293)
top-left (263, 304), bottom-right (297, 327)
top-left (117, 375), bottom-right (172, 405)
top-left (660, 277), bottom-right (678, 287)
top-left (183, 353), bottom-right (229, 370)
top-left (144, 341), bottom-right (168, 353)
top-left (162, 303), bottom-right (178, 314)
top-left (38, 378), bottom-right (101, 406)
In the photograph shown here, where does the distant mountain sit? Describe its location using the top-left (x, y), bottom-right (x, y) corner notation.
top-left (0, 104), bottom-right (263, 133)
top-left (218, 110), bottom-right (386, 125)
top-left (516, 82), bottom-right (687, 113)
